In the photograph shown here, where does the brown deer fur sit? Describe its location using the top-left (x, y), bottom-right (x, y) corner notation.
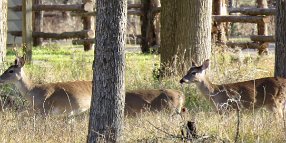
top-left (0, 57), bottom-right (185, 116)
top-left (180, 59), bottom-right (286, 118)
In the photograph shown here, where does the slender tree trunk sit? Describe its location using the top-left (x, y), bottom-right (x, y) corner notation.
top-left (160, 0), bottom-right (212, 77)
top-left (152, 0), bottom-right (161, 46)
top-left (0, 0), bottom-right (7, 70)
top-left (33, 0), bottom-right (43, 46)
top-left (190, 0), bottom-right (212, 64)
top-left (87, 0), bottom-right (127, 142)
top-left (274, 0), bottom-right (286, 77)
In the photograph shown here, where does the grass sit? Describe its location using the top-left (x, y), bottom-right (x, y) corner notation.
top-left (0, 44), bottom-right (285, 142)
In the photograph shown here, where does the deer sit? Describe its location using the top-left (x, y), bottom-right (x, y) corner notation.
top-left (0, 57), bottom-right (92, 116)
top-left (0, 57), bottom-right (185, 116)
top-left (125, 89), bottom-right (185, 116)
top-left (180, 59), bottom-right (286, 118)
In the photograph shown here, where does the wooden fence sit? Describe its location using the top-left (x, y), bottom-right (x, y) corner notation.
top-left (9, 0), bottom-right (96, 62)
top-left (213, 0), bottom-right (275, 55)
top-left (10, 0), bottom-right (276, 62)
top-left (9, 0), bottom-right (159, 62)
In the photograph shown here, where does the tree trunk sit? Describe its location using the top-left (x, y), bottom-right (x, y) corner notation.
top-left (87, 0), bottom-right (127, 142)
top-left (190, 0), bottom-right (212, 64)
top-left (160, 0), bottom-right (192, 76)
top-left (152, 0), bottom-right (161, 46)
top-left (0, 0), bottom-right (7, 69)
top-left (140, 0), bottom-right (152, 53)
top-left (160, 0), bottom-right (176, 76)
top-left (274, 0), bottom-right (286, 77)
top-left (33, 0), bottom-right (43, 46)
top-left (160, 0), bottom-right (212, 77)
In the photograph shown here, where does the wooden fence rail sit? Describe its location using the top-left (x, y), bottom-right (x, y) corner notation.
top-left (9, 30), bottom-right (94, 39)
top-left (250, 35), bottom-right (275, 42)
top-left (14, 0), bottom-right (277, 63)
top-left (213, 15), bottom-right (271, 23)
top-left (9, 3), bottom-right (93, 12)
top-left (229, 7), bottom-right (276, 16)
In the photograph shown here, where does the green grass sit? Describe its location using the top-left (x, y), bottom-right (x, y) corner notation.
top-left (0, 44), bottom-right (284, 142)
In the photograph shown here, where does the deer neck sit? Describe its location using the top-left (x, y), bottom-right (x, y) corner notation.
top-left (195, 77), bottom-right (217, 98)
top-left (14, 70), bottom-right (34, 101)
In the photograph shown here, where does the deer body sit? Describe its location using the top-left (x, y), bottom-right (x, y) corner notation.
top-left (19, 80), bottom-right (92, 115)
top-left (0, 57), bottom-right (185, 116)
top-left (180, 59), bottom-right (286, 118)
top-left (125, 89), bottom-right (185, 116)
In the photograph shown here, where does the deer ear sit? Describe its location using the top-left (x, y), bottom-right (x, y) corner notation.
top-left (15, 57), bottom-right (25, 67)
top-left (201, 59), bottom-right (210, 70)
top-left (191, 59), bottom-right (198, 67)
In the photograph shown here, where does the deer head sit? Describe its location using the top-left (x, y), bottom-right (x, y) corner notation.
top-left (180, 59), bottom-right (210, 84)
top-left (0, 57), bottom-right (26, 84)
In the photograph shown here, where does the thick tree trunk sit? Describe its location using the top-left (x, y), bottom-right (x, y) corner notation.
top-left (160, 0), bottom-right (192, 76)
top-left (160, 0), bottom-right (177, 76)
top-left (274, 0), bottom-right (286, 77)
top-left (160, 0), bottom-right (212, 77)
top-left (190, 0), bottom-right (212, 64)
top-left (87, 0), bottom-right (127, 142)
top-left (0, 0), bottom-right (7, 69)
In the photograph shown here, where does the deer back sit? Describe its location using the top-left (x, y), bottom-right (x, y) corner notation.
top-left (125, 89), bottom-right (185, 116)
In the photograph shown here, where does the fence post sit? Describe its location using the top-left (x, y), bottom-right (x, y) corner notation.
top-left (33, 0), bottom-right (43, 46)
top-left (256, 0), bottom-right (268, 55)
top-left (22, 0), bottom-right (33, 63)
top-left (257, 0), bottom-right (268, 36)
top-left (212, 0), bottom-right (228, 43)
top-left (82, 0), bottom-right (95, 51)
top-left (140, 0), bottom-right (152, 53)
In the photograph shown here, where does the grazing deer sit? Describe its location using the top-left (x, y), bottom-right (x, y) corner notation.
top-left (0, 57), bottom-right (92, 116)
top-left (0, 57), bottom-right (185, 116)
top-left (180, 59), bottom-right (286, 118)
top-left (125, 89), bottom-right (185, 116)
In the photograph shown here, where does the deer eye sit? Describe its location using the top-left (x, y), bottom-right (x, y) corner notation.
top-left (191, 72), bottom-right (196, 75)
top-left (8, 70), bottom-right (14, 73)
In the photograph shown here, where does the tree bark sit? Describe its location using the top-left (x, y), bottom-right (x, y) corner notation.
top-left (33, 0), bottom-right (43, 46)
top-left (140, 0), bottom-right (152, 53)
top-left (160, 0), bottom-right (212, 77)
top-left (160, 0), bottom-right (192, 76)
top-left (87, 0), bottom-right (127, 143)
top-left (274, 0), bottom-right (286, 77)
top-left (0, 0), bottom-right (7, 69)
top-left (152, 0), bottom-right (161, 46)
top-left (190, 0), bottom-right (212, 64)
top-left (160, 0), bottom-right (176, 76)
